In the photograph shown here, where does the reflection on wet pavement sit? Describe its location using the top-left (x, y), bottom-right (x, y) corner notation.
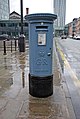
top-left (16, 52), bottom-right (68, 119)
top-left (0, 48), bottom-right (29, 97)
top-left (53, 54), bottom-right (61, 86)
top-left (0, 42), bottom-right (70, 119)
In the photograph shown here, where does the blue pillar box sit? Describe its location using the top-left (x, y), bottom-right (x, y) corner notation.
top-left (25, 13), bottom-right (57, 97)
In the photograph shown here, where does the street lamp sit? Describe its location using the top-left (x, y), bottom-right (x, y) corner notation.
top-left (18, 0), bottom-right (25, 52)
top-left (20, 0), bottom-right (23, 34)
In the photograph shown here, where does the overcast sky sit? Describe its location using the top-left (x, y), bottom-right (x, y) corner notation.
top-left (10, 0), bottom-right (80, 24)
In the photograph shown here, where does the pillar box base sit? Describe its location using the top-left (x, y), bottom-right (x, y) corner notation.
top-left (29, 74), bottom-right (53, 98)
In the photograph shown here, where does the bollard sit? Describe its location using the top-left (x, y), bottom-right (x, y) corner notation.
top-left (11, 40), bottom-right (12, 52)
top-left (3, 40), bottom-right (6, 55)
top-left (15, 40), bottom-right (17, 51)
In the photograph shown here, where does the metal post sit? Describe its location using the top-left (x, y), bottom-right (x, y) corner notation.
top-left (11, 40), bottom-right (12, 52)
top-left (18, 0), bottom-right (25, 52)
top-left (3, 40), bottom-right (6, 55)
top-left (15, 40), bottom-right (17, 51)
top-left (20, 0), bottom-right (23, 34)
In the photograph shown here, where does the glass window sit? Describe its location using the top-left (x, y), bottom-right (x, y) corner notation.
top-left (0, 0), bottom-right (9, 20)
top-left (19, 23), bottom-right (21, 26)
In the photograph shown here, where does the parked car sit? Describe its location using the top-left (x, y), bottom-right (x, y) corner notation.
top-left (76, 35), bottom-right (80, 40)
top-left (0, 34), bottom-right (10, 41)
top-left (69, 35), bottom-right (72, 38)
top-left (73, 35), bottom-right (80, 40)
top-left (61, 35), bottom-right (67, 39)
top-left (73, 35), bottom-right (77, 39)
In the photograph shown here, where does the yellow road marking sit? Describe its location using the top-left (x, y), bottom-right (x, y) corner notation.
top-left (57, 46), bottom-right (80, 96)
top-left (57, 46), bottom-right (78, 80)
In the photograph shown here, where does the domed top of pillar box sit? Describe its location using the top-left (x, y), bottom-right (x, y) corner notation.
top-left (25, 13), bottom-right (57, 22)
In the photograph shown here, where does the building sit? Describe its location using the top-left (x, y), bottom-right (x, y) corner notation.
top-left (54, 0), bottom-right (66, 36)
top-left (64, 24), bottom-right (69, 36)
top-left (0, 0), bottom-right (10, 20)
top-left (65, 17), bottom-right (80, 37)
top-left (9, 11), bottom-right (21, 19)
top-left (72, 18), bottom-right (77, 37)
top-left (65, 18), bottom-right (78, 37)
top-left (75, 17), bottom-right (80, 35)
top-left (68, 22), bottom-right (73, 36)
top-left (0, 11), bottom-right (28, 40)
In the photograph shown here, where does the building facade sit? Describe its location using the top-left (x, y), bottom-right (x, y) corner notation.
top-left (68, 22), bottom-right (73, 36)
top-left (0, 11), bottom-right (28, 40)
top-left (75, 17), bottom-right (80, 35)
top-left (54, 0), bottom-right (66, 36)
top-left (0, 0), bottom-right (10, 20)
top-left (67, 17), bottom-right (80, 37)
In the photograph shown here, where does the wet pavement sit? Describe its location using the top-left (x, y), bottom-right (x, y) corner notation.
top-left (0, 41), bottom-right (76, 119)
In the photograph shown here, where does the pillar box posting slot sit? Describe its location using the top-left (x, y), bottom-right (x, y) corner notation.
top-left (25, 13), bottom-right (57, 97)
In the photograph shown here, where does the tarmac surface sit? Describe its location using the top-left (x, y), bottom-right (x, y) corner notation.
top-left (0, 40), bottom-right (76, 119)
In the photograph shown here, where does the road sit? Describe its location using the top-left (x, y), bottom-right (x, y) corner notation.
top-left (56, 37), bottom-right (80, 119)
top-left (57, 37), bottom-right (80, 80)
